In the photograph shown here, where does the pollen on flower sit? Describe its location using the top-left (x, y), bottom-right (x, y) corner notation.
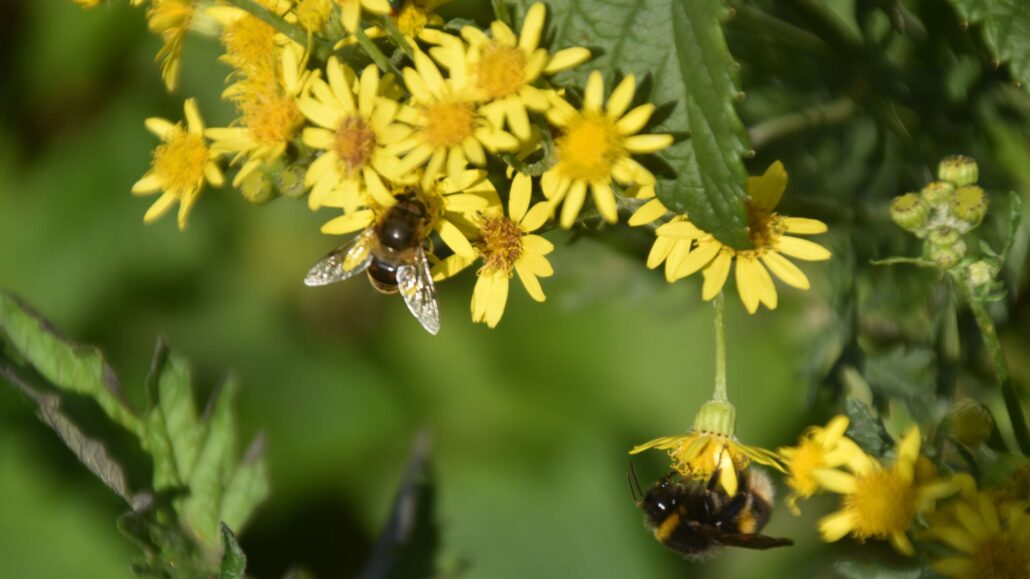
top-left (556, 111), bottom-right (624, 183)
top-left (335, 117), bottom-right (378, 174)
top-left (746, 206), bottom-right (787, 251)
top-left (239, 87), bottom-right (305, 146)
top-left (222, 15), bottom-right (279, 79)
top-left (396, 3), bottom-right (430, 36)
top-left (478, 216), bottom-right (523, 273)
top-left (477, 44), bottom-right (528, 99)
top-left (845, 468), bottom-right (916, 539)
top-left (423, 101), bottom-right (476, 148)
top-left (152, 129), bottom-right (209, 192)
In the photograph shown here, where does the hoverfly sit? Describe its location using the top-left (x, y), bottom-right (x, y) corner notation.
top-left (304, 195), bottom-right (441, 335)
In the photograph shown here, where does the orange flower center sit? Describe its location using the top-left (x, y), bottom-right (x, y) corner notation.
top-left (556, 111), bottom-right (623, 184)
top-left (152, 127), bottom-right (209, 194)
top-left (478, 215), bottom-right (523, 273)
top-left (335, 116), bottom-right (378, 175)
top-left (477, 44), bottom-right (527, 99)
top-left (744, 207), bottom-right (786, 254)
top-left (240, 85), bottom-right (305, 146)
top-left (423, 100), bottom-right (475, 148)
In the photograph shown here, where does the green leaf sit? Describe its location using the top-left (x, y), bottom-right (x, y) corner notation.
top-left (218, 523), bottom-right (247, 579)
top-left (219, 436), bottom-right (271, 533)
top-left (864, 346), bottom-right (937, 420)
top-left (845, 398), bottom-right (894, 457)
top-left (142, 340), bottom-right (204, 491)
top-left (949, 0), bottom-right (1030, 89)
top-left (835, 560), bottom-right (936, 579)
top-left (516, 0), bottom-right (750, 247)
top-left (0, 291), bottom-right (141, 435)
top-left (182, 379), bottom-right (239, 550)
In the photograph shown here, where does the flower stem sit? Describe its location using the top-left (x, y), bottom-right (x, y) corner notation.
top-left (713, 292), bottom-right (728, 402)
top-left (353, 25), bottom-right (403, 80)
top-left (953, 274), bottom-right (1030, 455)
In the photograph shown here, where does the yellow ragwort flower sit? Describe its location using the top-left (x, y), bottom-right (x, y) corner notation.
top-left (929, 492), bottom-right (1030, 578)
top-left (294, 0), bottom-right (334, 34)
top-left (321, 169), bottom-right (499, 259)
top-left (299, 58), bottom-right (411, 211)
top-left (132, 99), bottom-right (224, 229)
top-left (542, 71), bottom-right (672, 228)
top-left (392, 50), bottom-right (520, 189)
top-left (334, 0), bottom-right (391, 33)
top-left (209, 0), bottom-right (294, 85)
top-left (779, 415), bottom-right (865, 515)
top-left (630, 400), bottom-right (785, 497)
top-left (433, 172), bottom-right (555, 327)
top-left (635, 161), bottom-right (831, 314)
top-left (815, 425), bottom-right (967, 556)
top-left (433, 2), bottom-right (590, 141)
top-left (334, 1), bottom-right (450, 51)
top-left (146, 0), bottom-right (196, 91)
top-left (207, 43), bottom-right (310, 194)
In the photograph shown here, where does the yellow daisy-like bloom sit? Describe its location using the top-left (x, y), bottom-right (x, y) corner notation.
top-left (778, 415), bottom-right (865, 515)
top-left (541, 71), bottom-right (673, 229)
top-left (207, 43), bottom-right (310, 193)
top-left (814, 426), bottom-right (968, 556)
top-left (630, 400), bottom-right (785, 497)
top-left (209, 0), bottom-right (294, 85)
top-left (334, 0), bottom-right (391, 33)
top-left (132, 99), bottom-right (224, 229)
top-left (146, 0), bottom-right (196, 91)
top-left (335, 1), bottom-right (450, 51)
top-left (299, 58), bottom-right (411, 211)
top-left (321, 169), bottom-right (499, 259)
top-left (433, 173), bottom-right (555, 327)
top-left (431, 3), bottom-right (590, 141)
top-left (929, 492), bottom-right (1030, 578)
top-left (392, 50), bottom-right (520, 189)
top-left (637, 161), bottom-right (831, 314)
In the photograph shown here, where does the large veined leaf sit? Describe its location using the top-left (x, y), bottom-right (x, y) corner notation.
top-left (949, 0), bottom-right (1030, 88)
top-left (516, 0), bottom-right (751, 247)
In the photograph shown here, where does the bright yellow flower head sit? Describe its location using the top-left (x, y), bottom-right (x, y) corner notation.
top-left (209, 0), bottom-right (294, 85)
top-left (132, 99), bottom-right (224, 230)
top-left (633, 161), bottom-right (831, 314)
top-left (424, 3), bottom-right (590, 141)
top-left (433, 172), bottom-right (555, 327)
top-left (392, 50), bottom-right (520, 189)
top-left (320, 169), bottom-right (500, 260)
top-left (334, 0), bottom-right (391, 33)
top-left (146, 0), bottom-right (196, 91)
top-left (630, 400), bottom-right (784, 496)
top-left (541, 71), bottom-right (672, 229)
top-left (814, 425), bottom-right (968, 556)
top-left (298, 58), bottom-right (411, 211)
top-left (928, 492), bottom-right (1030, 578)
top-left (779, 415), bottom-right (864, 515)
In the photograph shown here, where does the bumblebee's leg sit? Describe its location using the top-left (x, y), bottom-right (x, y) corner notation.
top-left (712, 487), bottom-right (751, 530)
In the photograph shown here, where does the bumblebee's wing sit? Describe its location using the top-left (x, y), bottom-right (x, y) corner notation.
top-left (713, 531), bottom-right (793, 550)
top-left (304, 231), bottom-right (374, 286)
top-left (396, 246), bottom-right (440, 335)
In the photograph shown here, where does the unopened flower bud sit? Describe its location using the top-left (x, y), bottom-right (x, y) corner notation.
top-left (946, 399), bottom-right (994, 446)
top-left (953, 185), bottom-right (988, 228)
top-left (240, 172), bottom-right (278, 204)
top-left (928, 226), bottom-right (961, 248)
top-left (890, 193), bottom-right (929, 232)
top-left (692, 400), bottom-right (736, 437)
top-left (938, 155), bottom-right (979, 187)
top-left (277, 163), bottom-right (308, 199)
top-left (921, 181), bottom-right (955, 208)
top-left (928, 235), bottom-right (966, 268)
top-left (966, 260), bottom-right (996, 287)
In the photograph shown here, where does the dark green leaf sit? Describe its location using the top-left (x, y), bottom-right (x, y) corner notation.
top-left (219, 523), bottom-right (248, 579)
top-left (845, 397), bottom-right (894, 457)
top-left (0, 291), bottom-right (141, 434)
top-left (516, 0), bottom-right (750, 247)
top-left (949, 0), bottom-right (1030, 89)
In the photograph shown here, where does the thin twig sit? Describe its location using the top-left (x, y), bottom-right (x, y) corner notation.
top-left (749, 97), bottom-right (856, 149)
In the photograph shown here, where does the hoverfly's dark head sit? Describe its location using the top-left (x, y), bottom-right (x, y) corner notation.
top-left (641, 476), bottom-right (679, 525)
top-left (378, 199), bottom-right (430, 251)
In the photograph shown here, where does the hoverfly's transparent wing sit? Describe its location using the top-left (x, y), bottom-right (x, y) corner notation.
top-left (396, 246), bottom-right (440, 335)
top-left (304, 231), bottom-right (374, 286)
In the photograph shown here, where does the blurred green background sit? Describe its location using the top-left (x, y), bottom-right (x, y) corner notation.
top-left (2, 1), bottom-right (1027, 578)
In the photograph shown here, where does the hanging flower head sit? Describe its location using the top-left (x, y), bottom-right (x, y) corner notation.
top-left (132, 99), bottom-right (224, 229)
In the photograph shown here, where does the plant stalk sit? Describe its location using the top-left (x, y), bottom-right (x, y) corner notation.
top-left (354, 25), bottom-right (404, 80)
top-left (713, 292), bottom-right (728, 402)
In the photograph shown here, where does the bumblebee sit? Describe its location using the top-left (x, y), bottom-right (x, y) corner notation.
top-left (304, 195), bottom-right (440, 335)
top-left (632, 466), bottom-right (793, 559)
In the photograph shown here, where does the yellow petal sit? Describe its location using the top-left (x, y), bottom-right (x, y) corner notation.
top-left (616, 104), bottom-right (655, 136)
top-left (321, 210), bottom-right (375, 234)
top-left (544, 47), bottom-right (591, 74)
top-left (606, 74), bottom-right (636, 119)
top-left (735, 256), bottom-right (762, 313)
top-left (591, 182), bottom-right (618, 224)
top-left (132, 174), bottom-right (162, 195)
top-left (761, 251), bottom-right (811, 289)
top-left (776, 236), bottom-right (832, 261)
top-left (811, 468), bottom-right (857, 494)
top-left (515, 261), bottom-right (546, 302)
top-left (647, 235), bottom-right (675, 269)
top-left (673, 238), bottom-right (720, 279)
top-left (143, 192), bottom-right (178, 223)
top-left (518, 2), bottom-right (546, 51)
top-left (183, 98), bottom-right (205, 134)
top-left (438, 219), bottom-right (475, 258)
top-left (625, 134), bottom-right (674, 154)
top-left (583, 70), bottom-right (604, 112)
top-left (748, 160), bottom-right (787, 212)
top-left (818, 511), bottom-right (854, 542)
top-left (509, 172), bottom-right (532, 222)
top-left (701, 249), bottom-right (732, 300)
top-left (520, 203), bottom-right (553, 232)
top-left (560, 180), bottom-right (588, 228)
top-left (784, 216), bottom-right (828, 235)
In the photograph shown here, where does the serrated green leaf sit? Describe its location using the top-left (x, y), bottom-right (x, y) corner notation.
top-left (864, 346), bottom-right (937, 420)
top-left (218, 523), bottom-right (247, 579)
top-left (219, 436), bottom-right (270, 533)
top-left (845, 397), bottom-right (894, 457)
top-left (142, 341), bottom-right (204, 491)
top-left (182, 379), bottom-right (239, 550)
top-left (949, 0), bottom-right (1030, 89)
top-left (835, 560), bottom-right (935, 579)
top-left (516, 0), bottom-right (750, 247)
top-left (0, 291), bottom-right (141, 435)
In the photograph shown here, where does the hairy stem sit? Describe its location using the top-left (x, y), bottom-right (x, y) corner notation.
top-left (713, 292), bottom-right (728, 402)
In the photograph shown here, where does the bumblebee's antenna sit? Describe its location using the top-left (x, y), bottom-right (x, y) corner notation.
top-left (628, 462), bottom-right (645, 502)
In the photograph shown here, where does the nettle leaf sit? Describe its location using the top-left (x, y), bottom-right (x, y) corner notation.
top-left (517, 0), bottom-right (751, 247)
top-left (949, 0), bottom-right (1030, 88)
top-left (845, 398), bottom-right (894, 457)
top-left (0, 291), bottom-right (141, 435)
top-left (218, 523), bottom-right (248, 579)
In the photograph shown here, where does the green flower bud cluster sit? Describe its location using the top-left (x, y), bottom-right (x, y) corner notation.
top-left (889, 156), bottom-right (989, 270)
